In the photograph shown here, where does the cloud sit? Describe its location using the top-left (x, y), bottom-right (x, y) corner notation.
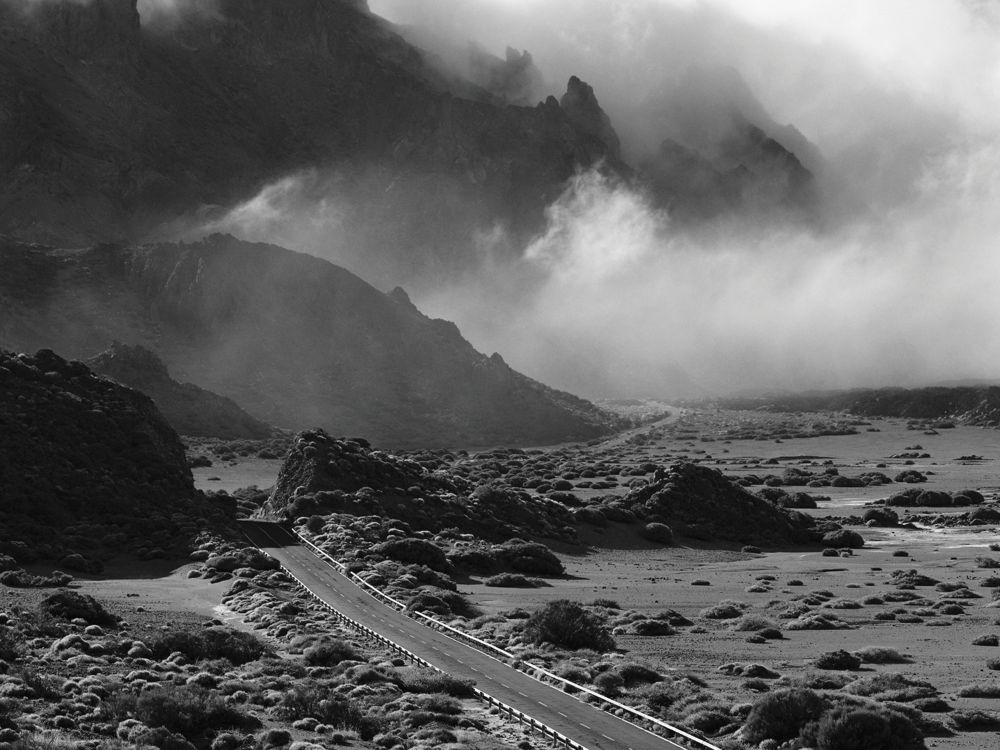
top-left (195, 0), bottom-right (1000, 399)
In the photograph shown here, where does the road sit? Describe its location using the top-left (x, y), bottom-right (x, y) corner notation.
top-left (240, 521), bottom-right (690, 750)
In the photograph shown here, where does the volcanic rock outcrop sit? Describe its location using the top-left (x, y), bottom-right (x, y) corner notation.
top-left (87, 342), bottom-right (274, 439)
top-left (0, 347), bottom-right (206, 569)
top-left (0, 236), bottom-right (619, 446)
top-left (260, 429), bottom-right (578, 543)
top-left (621, 462), bottom-right (823, 546)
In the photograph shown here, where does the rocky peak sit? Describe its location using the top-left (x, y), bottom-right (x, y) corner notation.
top-left (559, 75), bottom-right (622, 161)
top-left (0, 0), bottom-right (140, 64)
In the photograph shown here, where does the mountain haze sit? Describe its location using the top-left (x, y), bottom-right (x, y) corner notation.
top-left (0, 235), bottom-right (619, 446)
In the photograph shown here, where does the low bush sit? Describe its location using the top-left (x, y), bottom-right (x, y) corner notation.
top-left (149, 626), bottom-right (270, 665)
top-left (303, 637), bottom-right (359, 667)
top-left (956, 683), bottom-right (1000, 698)
top-left (484, 573), bottom-right (540, 588)
top-left (950, 709), bottom-right (1000, 731)
top-left (396, 670), bottom-right (476, 697)
top-left (742, 688), bottom-right (825, 744)
top-left (854, 647), bottom-right (908, 664)
top-left (814, 650), bottom-right (861, 670)
top-left (800, 706), bottom-right (924, 750)
top-left (135, 685), bottom-right (259, 738)
top-left (37, 591), bottom-right (117, 627)
top-left (523, 600), bottom-right (615, 652)
top-left (275, 683), bottom-right (380, 739)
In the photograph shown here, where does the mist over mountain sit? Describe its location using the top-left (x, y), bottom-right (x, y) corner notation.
top-left (0, 235), bottom-right (619, 446)
top-left (1, 0), bottom-right (998, 402)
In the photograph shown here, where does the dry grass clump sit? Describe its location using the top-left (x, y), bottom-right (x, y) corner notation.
top-left (853, 647), bottom-right (909, 664)
top-left (842, 673), bottom-right (937, 702)
top-left (523, 600), bottom-right (615, 652)
top-left (813, 650), bottom-right (861, 671)
top-left (700, 600), bottom-right (747, 619)
top-left (956, 683), bottom-right (1000, 698)
top-left (949, 709), bottom-right (1000, 731)
top-left (483, 573), bottom-right (544, 588)
top-left (148, 626), bottom-right (271, 665)
top-left (730, 615), bottom-right (778, 632)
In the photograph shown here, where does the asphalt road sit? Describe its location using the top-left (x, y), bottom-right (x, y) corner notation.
top-left (239, 521), bottom-right (691, 750)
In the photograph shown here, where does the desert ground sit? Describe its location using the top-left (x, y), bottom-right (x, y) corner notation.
top-left (180, 409), bottom-right (1000, 748)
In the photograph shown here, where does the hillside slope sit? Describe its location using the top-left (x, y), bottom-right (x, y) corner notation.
top-left (0, 348), bottom-right (194, 530)
top-left (86, 342), bottom-right (276, 439)
top-left (0, 235), bottom-right (620, 446)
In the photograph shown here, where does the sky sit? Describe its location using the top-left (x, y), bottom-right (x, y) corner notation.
top-left (223, 0), bottom-right (1000, 398)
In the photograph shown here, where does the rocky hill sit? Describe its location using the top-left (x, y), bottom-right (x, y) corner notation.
top-left (621, 462), bottom-right (822, 546)
top-left (0, 0), bottom-right (814, 286)
top-left (0, 348), bottom-right (215, 571)
top-left (0, 235), bottom-right (620, 447)
top-left (86, 342), bottom-right (275, 439)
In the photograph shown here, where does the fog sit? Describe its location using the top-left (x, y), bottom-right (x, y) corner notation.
top-left (215, 0), bottom-right (1000, 399)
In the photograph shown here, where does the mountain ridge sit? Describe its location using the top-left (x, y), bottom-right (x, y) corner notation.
top-left (0, 234), bottom-right (622, 446)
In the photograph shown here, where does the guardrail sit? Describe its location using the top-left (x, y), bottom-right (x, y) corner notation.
top-left (294, 529), bottom-right (722, 750)
top-left (273, 558), bottom-right (589, 750)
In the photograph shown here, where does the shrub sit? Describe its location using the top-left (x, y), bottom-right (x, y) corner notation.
top-left (135, 685), bottom-right (259, 738)
top-left (631, 619), bottom-right (675, 636)
top-left (37, 591), bottom-right (118, 627)
top-left (644, 676), bottom-right (707, 712)
top-left (500, 542), bottom-right (564, 576)
top-left (616, 663), bottom-right (663, 687)
top-left (275, 683), bottom-right (379, 739)
top-left (523, 600), bottom-right (615, 652)
top-left (593, 671), bottom-right (625, 697)
top-left (950, 709), bottom-right (1000, 730)
top-left (396, 670), bottom-right (475, 697)
top-left (484, 573), bottom-right (540, 588)
top-left (700, 602), bottom-right (745, 619)
top-left (742, 688), bottom-right (825, 744)
top-left (976, 557), bottom-right (1000, 569)
top-left (854, 647), bottom-right (908, 664)
top-left (814, 650), bottom-right (861, 670)
top-left (800, 707), bottom-right (924, 750)
top-left (731, 615), bottom-right (778, 632)
top-left (374, 538), bottom-right (449, 572)
top-left (591, 598), bottom-right (621, 609)
top-left (956, 683), bottom-right (1000, 698)
top-left (843, 673), bottom-right (936, 702)
top-left (149, 627), bottom-right (269, 665)
top-left (303, 637), bottom-right (358, 667)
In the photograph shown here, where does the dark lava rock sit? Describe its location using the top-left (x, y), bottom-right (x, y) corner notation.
top-left (261, 429), bottom-right (577, 543)
top-left (0, 348), bottom-right (196, 530)
top-left (621, 462), bottom-right (823, 546)
top-left (87, 342), bottom-right (274, 439)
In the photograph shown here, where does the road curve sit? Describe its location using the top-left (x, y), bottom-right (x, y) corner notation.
top-left (239, 521), bottom-right (689, 750)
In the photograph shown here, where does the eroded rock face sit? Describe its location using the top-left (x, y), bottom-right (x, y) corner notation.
top-left (0, 348), bottom-right (195, 526)
top-left (87, 342), bottom-right (274, 439)
top-left (622, 462), bottom-right (822, 546)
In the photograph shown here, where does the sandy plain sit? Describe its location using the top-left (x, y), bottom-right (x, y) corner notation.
top-left (180, 409), bottom-right (1000, 749)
